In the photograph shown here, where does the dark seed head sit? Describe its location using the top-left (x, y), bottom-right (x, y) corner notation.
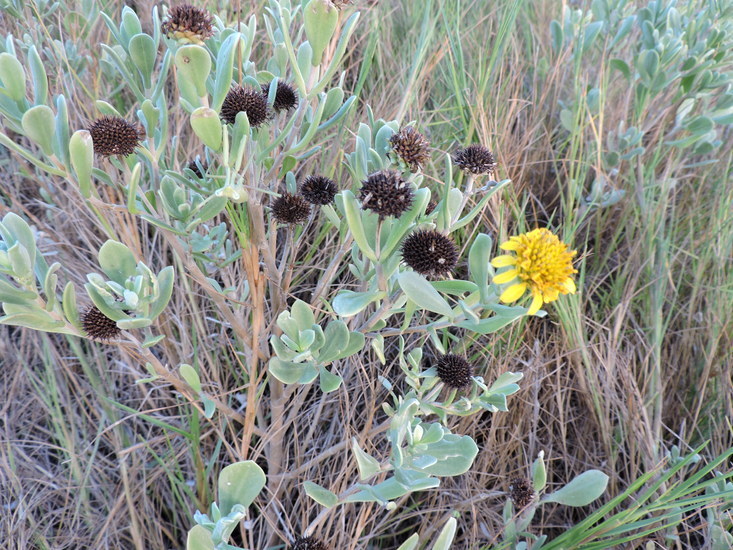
top-left (359, 170), bottom-right (413, 219)
top-left (220, 85), bottom-right (270, 126)
top-left (425, 199), bottom-right (438, 215)
top-left (436, 353), bottom-right (474, 388)
top-left (187, 159), bottom-right (208, 179)
top-left (389, 126), bottom-right (431, 171)
top-left (401, 230), bottom-right (458, 278)
top-left (300, 175), bottom-right (338, 205)
top-left (81, 305), bottom-right (122, 341)
top-left (452, 144), bottom-right (496, 175)
top-left (262, 81), bottom-right (299, 112)
top-left (161, 4), bottom-right (214, 43)
top-left (271, 192), bottom-right (311, 225)
top-left (88, 116), bottom-right (143, 157)
top-left (510, 478), bottom-right (535, 509)
top-left (289, 537), bottom-right (327, 550)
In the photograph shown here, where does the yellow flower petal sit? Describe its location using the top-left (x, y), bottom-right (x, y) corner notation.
top-left (527, 291), bottom-right (543, 315)
top-left (490, 255), bottom-right (517, 268)
top-left (544, 288), bottom-right (559, 302)
top-left (493, 269), bottom-right (518, 284)
top-left (500, 282), bottom-right (527, 303)
top-left (562, 278), bottom-right (577, 294)
top-left (499, 240), bottom-right (521, 251)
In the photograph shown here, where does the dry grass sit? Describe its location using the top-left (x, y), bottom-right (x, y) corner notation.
top-left (1, 0), bottom-right (731, 549)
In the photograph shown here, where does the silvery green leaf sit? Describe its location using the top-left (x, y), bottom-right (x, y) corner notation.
top-left (318, 365), bottom-right (342, 393)
top-left (0, 52), bottom-right (26, 101)
top-left (217, 461), bottom-right (266, 516)
top-left (398, 271), bottom-right (454, 318)
top-left (487, 371), bottom-right (523, 395)
top-left (542, 469), bottom-right (609, 507)
top-left (344, 478), bottom-right (410, 503)
top-left (0, 277), bottom-right (37, 304)
top-left (290, 299), bottom-right (315, 330)
top-left (175, 45), bottom-right (211, 101)
top-left (212, 33), bottom-right (242, 111)
top-left (468, 233), bottom-right (492, 302)
top-left (436, 188), bottom-right (463, 231)
top-left (98, 240), bottom-right (137, 284)
top-left (332, 289), bottom-right (385, 317)
top-left (419, 433), bottom-right (479, 476)
top-left (7, 243), bottom-right (32, 280)
top-left (430, 280), bottom-right (478, 296)
top-left (396, 534), bottom-right (419, 550)
top-left (334, 330), bottom-right (365, 360)
top-left (117, 317), bottom-right (152, 329)
top-left (180, 364), bottom-right (202, 393)
top-left (202, 395), bottom-right (216, 419)
top-left (372, 334), bottom-right (386, 364)
top-left (298, 328), bottom-right (316, 350)
top-left (27, 46), bottom-right (47, 106)
top-left (431, 517), bottom-right (457, 550)
top-left (148, 266), bottom-right (175, 320)
top-left (190, 107), bottom-right (223, 151)
top-left (322, 86), bottom-right (344, 119)
top-left (352, 438), bottom-right (381, 480)
top-left (339, 190), bottom-right (377, 262)
top-left (304, 0), bottom-right (338, 65)
top-left (303, 481), bottom-right (338, 508)
top-left (69, 130), bottom-right (94, 198)
top-left (21, 105), bottom-right (55, 156)
top-left (317, 320), bottom-right (349, 362)
top-left (128, 33), bottom-right (156, 89)
top-left (268, 357), bottom-right (318, 384)
top-left (419, 423), bottom-right (445, 445)
top-left (186, 525), bottom-right (215, 550)
top-left (532, 451), bottom-right (547, 492)
top-left (309, 11), bottom-right (359, 96)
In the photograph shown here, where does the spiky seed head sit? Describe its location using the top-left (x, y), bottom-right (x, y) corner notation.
top-left (452, 144), bottom-right (497, 175)
top-left (81, 305), bottom-right (122, 341)
top-left (187, 159), bottom-right (208, 179)
top-left (389, 126), bottom-right (431, 171)
top-left (271, 192), bottom-right (311, 225)
top-left (401, 230), bottom-right (459, 278)
top-left (161, 4), bottom-right (214, 44)
top-left (88, 116), bottom-right (143, 157)
top-left (510, 478), bottom-right (535, 509)
top-left (290, 536), bottom-right (328, 550)
top-left (436, 353), bottom-right (474, 388)
top-left (300, 175), bottom-right (338, 205)
top-left (220, 85), bottom-right (270, 126)
top-left (262, 81), bottom-right (299, 112)
top-left (425, 199), bottom-right (438, 215)
top-left (359, 170), bottom-right (414, 219)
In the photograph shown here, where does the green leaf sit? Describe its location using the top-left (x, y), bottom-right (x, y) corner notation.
top-left (290, 299), bottom-right (315, 330)
top-left (468, 233), bottom-right (492, 302)
top-left (340, 189), bottom-right (377, 262)
top-left (332, 289), bottom-right (386, 317)
top-left (317, 320), bottom-right (350, 362)
top-left (0, 52), bottom-right (26, 101)
top-left (2, 213), bottom-right (36, 272)
top-left (212, 33), bottom-right (242, 111)
top-left (352, 438), bottom-right (381, 480)
top-left (0, 278), bottom-right (37, 304)
top-left (98, 240), bottom-right (137, 284)
top-left (186, 525), bottom-right (215, 550)
top-left (175, 45), bottom-right (211, 100)
top-left (190, 107), bottom-right (223, 151)
top-left (543, 469), bottom-right (609, 507)
top-left (380, 188), bottom-right (430, 259)
top-left (180, 364), bottom-right (202, 393)
top-left (128, 34), bottom-right (156, 88)
top-left (318, 365), bottom-right (342, 393)
top-left (398, 271), bottom-right (453, 318)
top-left (218, 461), bottom-right (266, 516)
top-left (532, 451), bottom-right (547, 492)
top-left (431, 517), bottom-right (457, 550)
top-left (268, 357), bottom-right (319, 384)
top-left (303, 481), bottom-right (338, 508)
top-left (396, 534), bottom-right (420, 550)
top-left (304, 0), bottom-right (339, 65)
top-left (419, 433), bottom-right (478, 476)
top-left (27, 46), bottom-right (47, 105)
top-left (69, 130), bottom-right (94, 198)
top-left (21, 105), bottom-right (55, 155)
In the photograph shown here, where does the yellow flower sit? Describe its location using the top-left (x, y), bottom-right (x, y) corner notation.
top-left (491, 228), bottom-right (577, 315)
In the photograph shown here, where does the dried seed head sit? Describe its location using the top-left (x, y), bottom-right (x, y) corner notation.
top-left (425, 199), bottom-right (438, 215)
top-left (88, 116), bottom-right (143, 157)
top-left (271, 192), bottom-right (311, 225)
top-left (300, 175), bottom-right (338, 205)
top-left (436, 353), bottom-right (474, 388)
top-left (290, 537), bottom-right (327, 550)
top-left (220, 85), bottom-right (270, 126)
top-left (510, 478), bottom-right (535, 509)
top-left (401, 230), bottom-right (458, 278)
top-left (81, 305), bottom-right (122, 341)
top-left (359, 170), bottom-right (413, 219)
top-left (262, 81), bottom-right (299, 112)
top-left (187, 159), bottom-right (208, 179)
top-left (161, 4), bottom-right (214, 44)
top-left (389, 126), bottom-right (431, 171)
top-left (452, 144), bottom-right (497, 175)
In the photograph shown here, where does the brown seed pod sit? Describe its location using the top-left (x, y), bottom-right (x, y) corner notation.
top-left (401, 230), bottom-right (458, 278)
top-left (262, 80), bottom-right (299, 112)
top-left (510, 478), bottom-right (535, 509)
top-left (300, 175), bottom-right (338, 205)
top-left (452, 144), bottom-right (497, 175)
top-left (359, 170), bottom-right (413, 219)
top-left (220, 85), bottom-right (270, 126)
top-left (271, 192), bottom-right (311, 225)
top-left (81, 305), bottom-right (122, 341)
top-left (389, 126), bottom-right (431, 171)
top-left (436, 353), bottom-right (474, 388)
top-left (88, 116), bottom-right (142, 157)
top-left (289, 536), bottom-right (328, 550)
top-left (161, 4), bottom-right (214, 43)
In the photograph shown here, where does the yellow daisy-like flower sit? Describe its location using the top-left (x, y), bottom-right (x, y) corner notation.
top-left (491, 228), bottom-right (578, 315)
